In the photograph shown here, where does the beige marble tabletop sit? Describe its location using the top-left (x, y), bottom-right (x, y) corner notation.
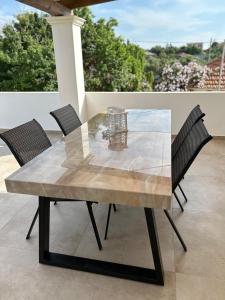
top-left (5, 109), bottom-right (172, 209)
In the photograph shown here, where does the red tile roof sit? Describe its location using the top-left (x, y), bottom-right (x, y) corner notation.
top-left (204, 57), bottom-right (225, 90)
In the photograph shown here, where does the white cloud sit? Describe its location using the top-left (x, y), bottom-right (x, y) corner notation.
top-left (92, 0), bottom-right (225, 48)
top-left (0, 3), bottom-right (40, 33)
top-left (0, 11), bottom-right (14, 32)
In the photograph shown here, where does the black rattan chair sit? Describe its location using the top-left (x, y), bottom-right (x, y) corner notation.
top-left (104, 120), bottom-right (212, 252)
top-left (172, 105), bottom-right (205, 159)
top-left (166, 120), bottom-right (212, 249)
top-left (51, 104), bottom-right (117, 231)
top-left (0, 120), bottom-right (51, 240)
top-left (50, 105), bottom-right (80, 207)
top-left (50, 104), bottom-right (81, 136)
top-left (172, 105), bottom-right (205, 208)
top-left (172, 119), bottom-right (212, 200)
top-left (0, 119), bottom-right (102, 250)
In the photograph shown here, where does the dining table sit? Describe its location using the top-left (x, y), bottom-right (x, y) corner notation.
top-left (5, 109), bottom-right (172, 286)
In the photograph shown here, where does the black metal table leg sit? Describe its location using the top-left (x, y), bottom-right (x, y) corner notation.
top-left (26, 207), bottom-right (39, 240)
top-left (39, 197), bottom-right (164, 286)
top-left (39, 197), bottom-right (50, 263)
top-left (144, 208), bottom-right (164, 285)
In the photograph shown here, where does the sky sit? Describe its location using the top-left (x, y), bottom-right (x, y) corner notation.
top-left (0, 0), bottom-right (225, 49)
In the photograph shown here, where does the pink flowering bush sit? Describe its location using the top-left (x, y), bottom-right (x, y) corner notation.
top-left (155, 62), bottom-right (210, 91)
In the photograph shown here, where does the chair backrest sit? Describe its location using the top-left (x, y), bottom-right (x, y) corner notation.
top-left (172, 105), bottom-right (205, 159)
top-left (0, 119), bottom-right (51, 167)
top-left (50, 104), bottom-right (81, 136)
top-left (172, 120), bottom-right (212, 191)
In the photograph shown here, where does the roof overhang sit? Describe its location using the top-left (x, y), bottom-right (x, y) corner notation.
top-left (16, 0), bottom-right (115, 16)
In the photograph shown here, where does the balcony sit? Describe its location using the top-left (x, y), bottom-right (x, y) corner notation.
top-left (1, 0), bottom-right (225, 297)
top-left (0, 91), bottom-right (225, 299)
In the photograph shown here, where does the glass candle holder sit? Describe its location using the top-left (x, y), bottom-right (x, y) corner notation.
top-left (107, 107), bottom-right (128, 135)
top-left (108, 132), bottom-right (128, 151)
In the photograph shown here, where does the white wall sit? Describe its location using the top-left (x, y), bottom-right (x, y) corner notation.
top-left (0, 91), bottom-right (225, 136)
top-left (86, 91), bottom-right (225, 136)
top-left (0, 92), bottom-right (60, 131)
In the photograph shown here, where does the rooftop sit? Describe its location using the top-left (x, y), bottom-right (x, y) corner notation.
top-left (204, 58), bottom-right (225, 90)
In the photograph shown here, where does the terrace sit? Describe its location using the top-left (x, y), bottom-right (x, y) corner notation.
top-left (1, 125), bottom-right (225, 299)
top-left (0, 1), bottom-right (225, 299)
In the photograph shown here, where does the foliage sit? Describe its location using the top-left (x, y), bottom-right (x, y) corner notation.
top-left (145, 44), bottom-right (206, 89)
top-left (206, 42), bottom-right (223, 61)
top-left (0, 13), bottom-right (57, 91)
top-left (75, 8), bottom-right (149, 91)
top-left (0, 9), bottom-right (222, 92)
top-left (179, 45), bottom-right (203, 55)
top-left (155, 62), bottom-right (210, 92)
top-left (0, 9), bottom-right (150, 92)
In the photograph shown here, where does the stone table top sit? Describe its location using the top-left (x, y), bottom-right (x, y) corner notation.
top-left (5, 109), bottom-right (172, 209)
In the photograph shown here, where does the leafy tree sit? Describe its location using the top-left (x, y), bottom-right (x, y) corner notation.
top-left (75, 8), bottom-right (148, 91)
top-left (145, 46), bottom-right (177, 88)
top-left (179, 45), bottom-right (202, 55)
top-left (206, 42), bottom-right (223, 61)
top-left (145, 71), bottom-right (154, 90)
top-left (150, 45), bottom-right (166, 57)
top-left (0, 13), bottom-right (57, 91)
top-left (0, 9), bottom-right (150, 92)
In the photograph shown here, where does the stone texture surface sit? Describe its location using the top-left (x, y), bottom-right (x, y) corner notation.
top-left (5, 110), bottom-right (172, 209)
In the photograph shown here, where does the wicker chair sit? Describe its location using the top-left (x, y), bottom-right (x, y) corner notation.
top-left (172, 119), bottom-right (212, 203)
top-left (51, 104), bottom-right (117, 239)
top-left (172, 105), bottom-right (205, 159)
top-left (50, 104), bottom-right (82, 136)
top-left (0, 120), bottom-right (51, 240)
top-left (0, 119), bottom-right (102, 250)
top-left (50, 105), bottom-right (81, 207)
top-left (172, 105), bottom-right (205, 208)
top-left (167, 120), bottom-right (212, 250)
top-left (104, 120), bottom-right (212, 252)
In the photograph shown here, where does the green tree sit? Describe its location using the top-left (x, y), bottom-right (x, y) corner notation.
top-left (179, 45), bottom-right (202, 55)
top-left (0, 9), bottom-right (149, 92)
top-left (0, 13), bottom-right (57, 91)
top-left (75, 8), bottom-right (148, 91)
top-left (207, 42), bottom-right (223, 61)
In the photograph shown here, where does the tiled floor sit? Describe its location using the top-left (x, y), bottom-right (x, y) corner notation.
top-left (0, 135), bottom-right (225, 300)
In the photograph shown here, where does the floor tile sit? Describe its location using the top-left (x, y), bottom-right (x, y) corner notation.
top-left (176, 273), bottom-right (225, 300)
top-left (173, 175), bottom-right (225, 214)
top-left (75, 205), bottom-right (175, 272)
top-left (0, 138), bottom-right (224, 299)
top-left (174, 210), bottom-right (225, 279)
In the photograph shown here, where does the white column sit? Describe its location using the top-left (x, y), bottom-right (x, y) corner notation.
top-left (47, 15), bottom-right (87, 122)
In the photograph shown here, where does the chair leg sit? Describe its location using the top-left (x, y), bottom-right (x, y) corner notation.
top-left (26, 207), bottom-right (39, 240)
top-left (164, 210), bottom-right (187, 252)
top-left (104, 204), bottom-right (112, 240)
top-left (54, 201), bottom-right (57, 205)
top-left (174, 191), bottom-right (184, 212)
top-left (178, 184), bottom-right (188, 203)
top-left (86, 202), bottom-right (102, 250)
top-left (113, 204), bottom-right (117, 212)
